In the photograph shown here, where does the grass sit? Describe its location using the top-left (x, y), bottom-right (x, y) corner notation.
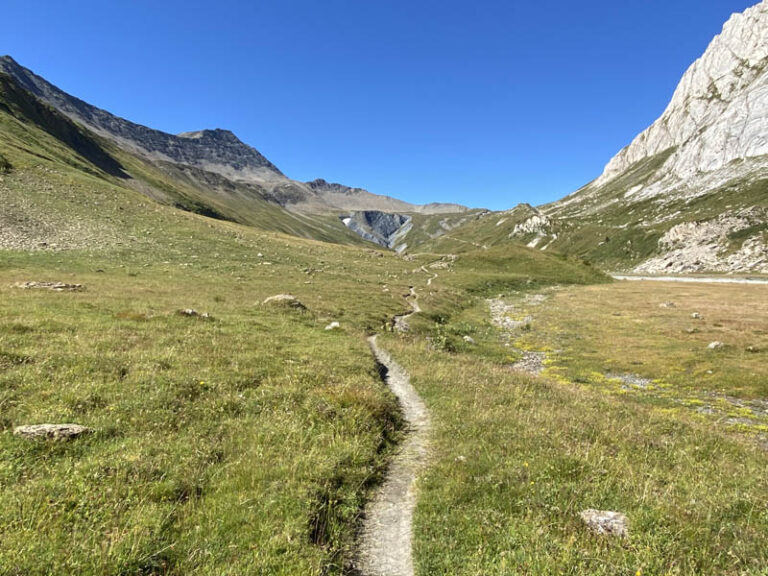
top-left (516, 281), bottom-right (768, 401)
top-left (380, 278), bottom-right (768, 575)
top-left (0, 244), bottom-right (416, 574)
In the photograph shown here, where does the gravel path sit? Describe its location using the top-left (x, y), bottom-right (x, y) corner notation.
top-left (612, 274), bottom-right (768, 285)
top-left (355, 336), bottom-right (430, 576)
top-left (393, 287), bottom-right (420, 332)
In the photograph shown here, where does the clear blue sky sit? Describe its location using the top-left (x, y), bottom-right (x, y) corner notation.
top-left (2, 0), bottom-right (756, 209)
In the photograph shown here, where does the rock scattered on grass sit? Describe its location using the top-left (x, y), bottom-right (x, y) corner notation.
top-left (463, 335), bottom-right (476, 344)
top-left (325, 321), bottom-right (341, 331)
top-left (691, 312), bottom-right (701, 319)
top-left (263, 294), bottom-right (306, 309)
top-left (579, 509), bottom-right (629, 538)
top-left (608, 373), bottom-right (652, 389)
top-left (746, 346), bottom-right (760, 353)
top-left (708, 341), bottom-right (725, 350)
top-left (511, 351), bottom-right (546, 375)
top-left (178, 309), bottom-right (211, 319)
top-left (659, 301), bottom-right (676, 308)
top-left (15, 281), bottom-right (84, 292)
top-left (14, 423), bottom-right (92, 440)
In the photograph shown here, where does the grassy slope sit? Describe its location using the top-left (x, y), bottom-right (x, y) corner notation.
top-left (411, 151), bottom-right (767, 271)
top-left (0, 71), bottom-right (364, 248)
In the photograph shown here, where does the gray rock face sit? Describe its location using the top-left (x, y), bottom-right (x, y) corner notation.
top-left (596, 1), bottom-right (768, 191)
top-left (306, 179), bottom-right (468, 214)
top-left (341, 211), bottom-right (412, 250)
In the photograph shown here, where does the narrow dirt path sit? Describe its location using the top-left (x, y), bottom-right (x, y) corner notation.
top-left (393, 286), bottom-right (420, 332)
top-left (354, 272), bottom-right (434, 575)
top-left (354, 336), bottom-right (430, 576)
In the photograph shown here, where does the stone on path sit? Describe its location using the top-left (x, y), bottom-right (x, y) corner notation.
top-left (14, 423), bottom-right (92, 440)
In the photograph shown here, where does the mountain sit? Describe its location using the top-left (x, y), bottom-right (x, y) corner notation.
top-left (407, 1), bottom-right (767, 273)
top-left (541, 1), bottom-right (768, 273)
top-left (305, 178), bottom-right (467, 214)
top-left (0, 55), bottom-right (466, 221)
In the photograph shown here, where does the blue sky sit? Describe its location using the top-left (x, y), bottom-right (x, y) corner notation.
top-left (2, 1), bottom-right (756, 209)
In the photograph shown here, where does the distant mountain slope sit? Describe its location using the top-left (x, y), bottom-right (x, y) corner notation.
top-left (0, 69), bottom-right (375, 248)
top-left (0, 56), bottom-right (467, 219)
top-left (0, 56), bottom-right (283, 182)
top-left (305, 179), bottom-right (467, 214)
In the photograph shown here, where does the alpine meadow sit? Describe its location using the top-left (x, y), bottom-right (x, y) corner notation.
top-left (1, 1), bottom-right (767, 575)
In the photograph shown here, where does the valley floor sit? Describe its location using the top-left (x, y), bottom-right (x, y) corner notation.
top-left (1, 232), bottom-right (767, 575)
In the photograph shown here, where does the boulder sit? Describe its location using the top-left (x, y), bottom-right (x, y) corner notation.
top-left (14, 423), bottom-right (92, 440)
top-left (263, 294), bottom-right (306, 310)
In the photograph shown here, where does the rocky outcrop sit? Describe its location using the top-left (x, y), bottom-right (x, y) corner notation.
top-left (538, 2), bottom-right (768, 274)
top-left (341, 211), bottom-right (412, 251)
top-left (14, 423), bottom-right (92, 440)
top-left (634, 209), bottom-right (768, 274)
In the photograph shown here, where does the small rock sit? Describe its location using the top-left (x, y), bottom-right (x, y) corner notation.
top-left (746, 346), bottom-right (760, 353)
top-left (708, 341), bottom-right (725, 350)
top-left (15, 281), bottom-right (84, 292)
top-left (659, 302), bottom-right (676, 308)
top-left (691, 312), bottom-right (701, 319)
top-left (14, 423), bottom-right (92, 440)
top-left (463, 335), bottom-right (476, 344)
top-left (325, 321), bottom-right (341, 331)
top-left (179, 308), bottom-right (198, 317)
top-left (579, 509), bottom-right (629, 538)
top-left (263, 294), bottom-right (306, 309)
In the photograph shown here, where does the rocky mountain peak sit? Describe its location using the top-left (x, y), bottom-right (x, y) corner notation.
top-left (594, 0), bottom-right (768, 193)
top-left (0, 56), bottom-right (284, 180)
